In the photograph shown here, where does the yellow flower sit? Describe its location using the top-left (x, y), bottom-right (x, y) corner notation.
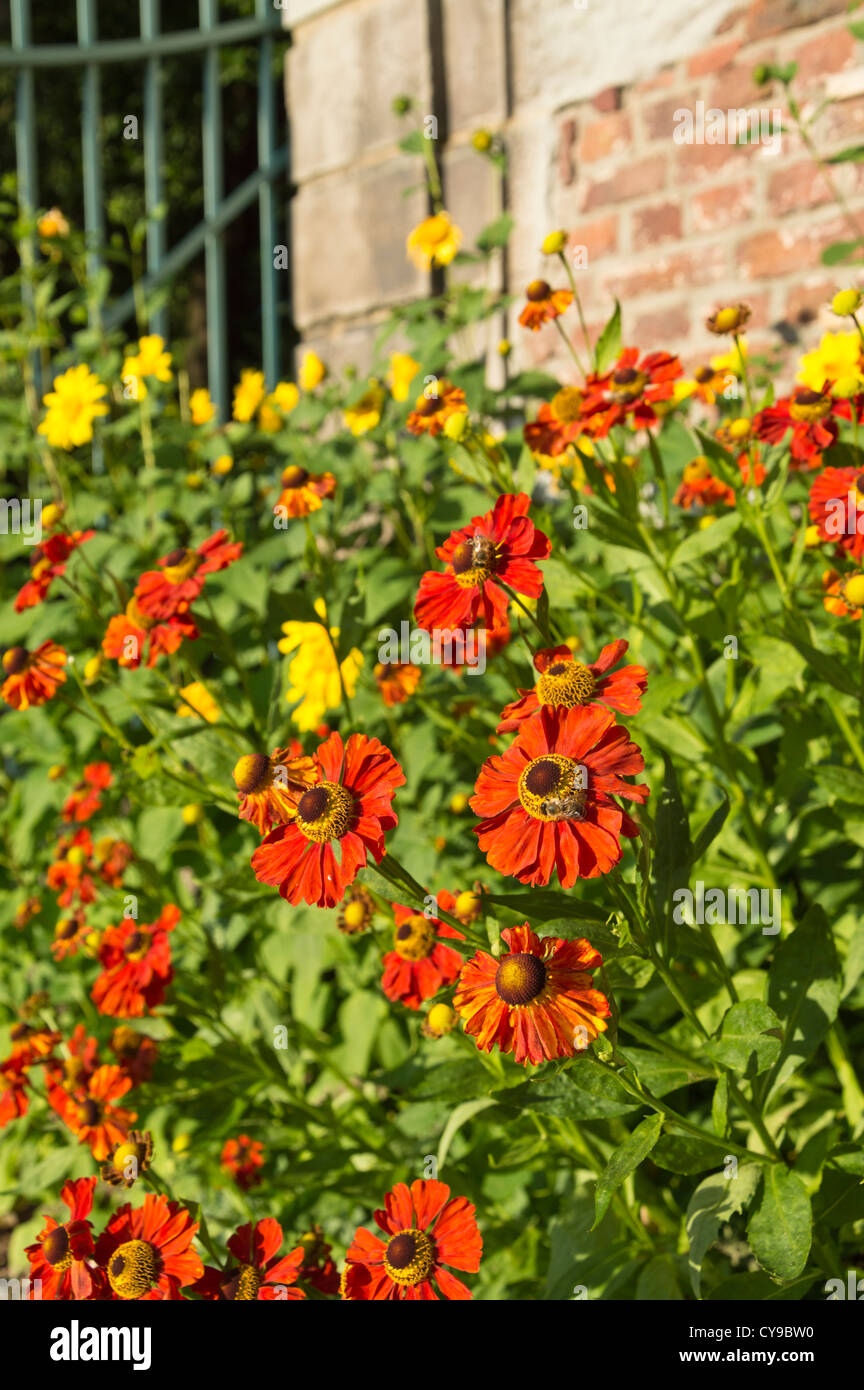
top-left (344, 381), bottom-right (384, 436)
top-left (211, 454), bottom-right (234, 477)
top-left (38, 207), bottom-right (69, 239)
top-left (471, 129), bottom-right (492, 152)
top-left (259, 380), bottom-right (300, 431)
top-left (128, 334), bottom-right (173, 382)
top-left (443, 409), bottom-right (468, 442)
top-left (388, 352), bottom-right (420, 402)
top-left (832, 289), bottom-right (862, 318)
top-left (798, 331), bottom-right (864, 398)
top-left (299, 351), bottom-right (326, 391)
top-left (711, 339), bottom-right (747, 375)
top-left (406, 211), bottom-right (462, 270)
top-left (498, 338), bottom-right (512, 357)
top-left (542, 229), bottom-right (567, 255)
top-left (278, 599), bottom-right (363, 731)
top-left (37, 364), bottom-right (109, 450)
top-left (232, 368), bottom-right (267, 422)
top-left (189, 387), bottom-right (216, 425)
top-left (176, 682), bottom-right (221, 723)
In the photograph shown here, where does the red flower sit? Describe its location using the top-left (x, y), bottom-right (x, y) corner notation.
top-left (497, 640), bottom-right (647, 734)
top-left (46, 828), bottom-right (97, 908)
top-left (406, 379), bottom-right (467, 436)
top-left (344, 1179), bottom-right (482, 1300)
top-left (471, 705), bottom-right (648, 886)
top-left (221, 1134), bottom-right (265, 1191)
top-left (91, 905), bottom-right (179, 1018)
top-left (297, 1225), bottom-right (340, 1296)
top-left (673, 456), bottom-right (735, 510)
top-left (48, 1063), bottom-right (136, 1160)
top-left (0, 1060), bottom-right (31, 1128)
top-left (753, 386), bottom-right (838, 469)
top-left (102, 597), bottom-right (198, 669)
top-left (1, 641), bottom-right (67, 709)
top-left (96, 1193), bottom-right (203, 1300)
top-left (588, 347), bottom-right (682, 435)
top-left (809, 465), bottom-right (864, 560)
top-left (454, 923), bottom-right (609, 1066)
top-left (194, 1219), bottom-right (306, 1301)
top-left (14, 529), bottom-right (95, 612)
top-left (25, 1178), bottom-right (101, 1300)
top-left (233, 744), bottom-right (319, 835)
top-left (518, 280), bottom-right (573, 332)
top-left (62, 762), bottom-right (112, 824)
top-left (523, 398), bottom-right (589, 457)
top-left (381, 902), bottom-right (463, 1011)
top-left (133, 529), bottom-right (243, 620)
top-left (110, 1027), bottom-right (159, 1085)
top-left (414, 492), bottom-right (550, 633)
top-left (251, 731), bottom-right (405, 908)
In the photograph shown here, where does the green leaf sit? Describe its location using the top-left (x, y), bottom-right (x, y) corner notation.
top-left (690, 794), bottom-right (731, 864)
top-left (594, 299), bottom-right (621, 373)
top-left (747, 1168), bottom-right (812, 1280)
top-left (636, 1255), bottom-right (683, 1300)
top-left (651, 753), bottom-right (691, 924)
top-left (820, 238), bottom-right (864, 266)
top-left (704, 1001), bottom-right (783, 1077)
top-left (825, 145), bottom-right (864, 164)
top-left (436, 1098), bottom-right (496, 1171)
top-left (652, 1133), bottom-right (728, 1174)
top-left (766, 904), bottom-right (842, 1087)
top-left (812, 764), bottom-right (864, 803)
top-left (593, 1112), bottom-right (664, 1227)
top-left (485, 889), bottom-right (609, 924)
top-left (686, 1165), bottom-right (761, 1295)
top-left (712, 1074), bottom-right (729, 1137)
top-left (494, 1061), bottom-right (638, 1121)
top-left (476, 212), bottom-right (514, 252)
top-left (778, 623), bottom-right (860, 696)
top-left (670, 511), bottom-right (741, 568)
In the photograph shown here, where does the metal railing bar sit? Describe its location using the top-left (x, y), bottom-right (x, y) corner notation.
top-left (77, 0), bottom-right (105, 332)
top-left (200, 0), bottom-right (228, 414)
top-left (140, 0), bottom-right (168, 342)
top-left (0, 17), bottom-right (284, 68)
top-left (256, 0), bottom-right (279, 387)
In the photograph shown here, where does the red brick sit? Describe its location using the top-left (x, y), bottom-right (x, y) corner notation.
top-left (783, 278), bottom-right (837, 324)
top-left (579, 112), bottom-right (632, 162)
top-left (643, 93), bottom-right (696, 141)
top-left (820, 95), bottom-right (864, 148)
top-left (558, 117), bottom-right (577, 187)
top-left (592, 85), bottom-right (623, 113)
top-left (603, 244), bottom-right (728, 299)
top-left (567, 216), bottom-right (619, 261)
top-left (793, 25), bottom-right (855, 84)
top-left (632, 201), bottom-right (683, 245)
top-left (767, 159), bottom-right (834, 215)
top-left (687, 39), bottom-right (742, 77)
top-left (745, 0), bottom-right (848, 43)
top-left (675, 138), bottom-right (753, 185)
top-left (709, 63), bottom-right (779, 110)
top-left (632, 303), bottom-right (691, 343)
top-left (582, 154), bottom-right (668, 210)
top-left (737, 216), bottom-right (846, 277)
top-left (632, 67), bottom-right (679, 97)
top-left (691, 180), bottom-right (757, 232)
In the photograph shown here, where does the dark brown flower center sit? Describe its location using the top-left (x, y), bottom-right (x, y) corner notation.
top-left (233, 753), bottom-right (272, 796)
top-left (526, 279), bottom-right (551, 302)
top-left (495, 952), bottom-right (547, 1006)
top-left (43, 1225), bottom-right (71, 1268)
top-left (297, 786), bottom-right (329, 823)
top-left (281, 465), bottom-right (309, 489)
top-left (78, 1098), bottom-right (101, 1127)
top-left (2, 646), bottom-right (28, 675)
top-left (523, 758), bottom-right (563, 797)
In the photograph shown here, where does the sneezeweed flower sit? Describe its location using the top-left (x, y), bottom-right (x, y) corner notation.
top-left (48, 1063), bottom-right (136, 1161)
top-left (51, 910), bottom-right (90, 961)
top-left (233, 745), bottom-right (319, 835)
top-left (232, 368), bottom-right (267, 422)
top-left (518, 279), bottom-right (573, 331)
top-left (497, 640), bottom-right (648, 733)
top-left (133, 528), bottom-right (243, 621)
top-left (344, 381), bottom-right (385, 435)
top-left (297, 1225), bottom-right (340, 1295)
top-left (38, 365), bottom-right (109, 450)
top-left (454, 924), bottom-right (609, 1066)
top-left (299, 350), bottom-right (327, 392)
top-left (381, 903), bottom-right (463, 1011)
top-left (406, 377), bottom-right (467, 436)
top-left (102, 597), bottom-right (199, 670)
top-left (189, 387), bottom-right (216, 425)
top-left (374, 660), bottom-right (422, 706)
top-left (798, 331), bottom-right (864, 398)
top-left (706, 303), bottom-right (751, 335)
top-left (91, 904), bottom-right (180, 1018)
top-left (47, 829), bottom-right (97, 908)
top-left (14, 527), bottom-right (96, 612)
top-left (61, 762), bottom-right (112, 824)
top-left (221, 1135), bottom-right (265, 1191)
top-left (388, 352), bottom-right (420, 401)
top-left (823, 568), bottom-right (864, 619)
top-left (472, 704), bottom-right (648, 886)
top-left (194, 1219), bottom-right (306, 1301)
top-left (251, 730), bottom-right (405, 908)
top-left (274, 463), bottom-right (336, 518)
top-left (25, 1178), bottom-right (99, 1300)
top-left (110, 1027), bottom-right (159, 1085)
top-left (279, 599), bottom-right (363, 731)
top-left (343, 1179), bottom-right (482, 1301)
top-left (96, 1193), bottom-right (203, 1300)
top-left (101, 1129), bottom-right (154, 1188)
top-left (541, 229), bottom-right (568, 255)
top-left (673, 455), bottom-right (734, 510)
top-left (93, 836), bottom-right (134, 889)
top-left (259, 380), bottom-right (300, 431)
top-left (407, 211), bottom-right (462, 269)
top-left (753, 386), bottom-right (838, 468)
top-left (589, 347), bottom-right (683, 435)
top-left (809, 466), bottom-right (864, 560)
top-left (524, 388), bottom-right (594, 457)
top-left (422, 1002), bottom-right (458, 1038)
top-left (13, 896), bottom-right (41, 930)
top-left (1, 642), bottom-right (67, 710)
top-left (338, 884), bottom-right (376, 934)
top-left (414, 492), bottom-right (550, 633)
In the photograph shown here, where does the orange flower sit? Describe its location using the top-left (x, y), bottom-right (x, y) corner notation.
top-left (232, 745), bottom-right (319, 835)
top-left (193, 1219), bottom-right (306, 1301)
top-left (14, 529), bottom-right (95, 612)
top-left (809, 466), bottom-right (864, 560)
top-left (25, 1178), bottom-right (101, 1300)
top-left (406, 378), bottom-right (467, 436)
top-left (518, 279), bottom-right (573, 332)
top-left (497, 640), bottom-right (647, 734)
top-left (102, 597), bottom-right (198, 669)
top-left (51, 909), bottom-right (90, 960)
top-left (753, 387), bottom-right (839, 469)
top-left (48, 1063), bottom-right (136, 1160)
top-left (374, 661), bottom-right (422, 707)
top-left (251, 731), bottom-right (405, 908)
top-left (221, 1134), bottom-right (265, 1191)
top-left (344, 1179), bottom-right (482, 1300)
top-left (133, 529), bottom-right (243, 621)
top-left (95, 1193), bottom-right (203, 1300)
top-left (110, 1027), bottom-right (159, 1085)
top-left (274, 464), bottom-right (336, 518)
top-left (91, 905), bottom-right (179, 1018)
top-left (1, 641), bottom-right (67, 709)
top-left (823, 567), bottom-right (864, 619)
top-left (47, 828), bottom-right (98, 908)
top-left (381, 903), bottom-right (463, 1011)
top-left (673, 456), bottom-right (735, 510)
top-left (297, 1225), bottom-right (340, 1296)
top-left (587, 347), bottom-right (683, 435)
top-left (454, 923), bottom-right (609, 1066)
top-left (62, 762), bottom-right (112, 824)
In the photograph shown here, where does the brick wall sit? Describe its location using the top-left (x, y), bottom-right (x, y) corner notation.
top-left (284, 0), bottom-right (864, 381)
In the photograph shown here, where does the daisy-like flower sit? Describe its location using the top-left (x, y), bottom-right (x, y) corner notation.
top-left (297, 1225), bottom-right (340, 1295)
top-left (299, 350), bottom-right (327, 392)
top-left (110, 1027), bottom-right (159, 1085)
top-left (233, 744), bottom-right (319, 835)
top-left (46, 828), bottom-right (97, 908)
top-left (809, 466), bottom-right (864, 559)
top-left (374, 661), bottom-right (422, 707)
top-left (407, 212), bottom-right (462, 270)
top-left (518, 279), bottom-right (573, 331)
top-left (823, 568), bottom-right (864, 619)
top-left (1, 641), bottom-right (67, 710)
top-left (279, 600), bottom-right (363, 731)
top-left (497, 640), bottom-right (647, 734)
top-left (133, 529), bottom-right (243, 621)
top-left (96, 1193), bottom-right (203, 1300)
top-left (259, 380), bottom-right (300, 432)
top-left (422, 1002), bottom-right (458, 1038)
top-left (14, 528), bottom-right (95, 612)
top-left (388, 352), bottom-right (420, 402)
top-left (524, 387), bottom-right (596, 457)
top-left (91, 904), bottom-right (180, 1018)
top-left (405, 378), bottom-right (467, 436)
top-left (232, 368), bottom-right (267, 422)
top-left (102, 596), bottom-right (199, 670)
top-left (122, 335), bottom-right (173, 402)
top-left (176, 680), bottom-right (221, 722)
top-left (48, 1063), bottom-right (136, 1161)
top-left (221, 1135), bottom-right (265, 1191)
top-left (343, 1179), bottom-right (481, 1301)
top-left (51, 909), bottom-right (90, 961)
top-left (753, 386), bottom-right (838, 468)
top-left (25, 1178), bottom-right (100, 1300)
top-left (38, 365), bottom-right (109, 450)
top-left (52, 1024), bottom-right (99, 1092)
top-left (472, 704), bottom-right (648, 886)
top-left (100, 1129), bottom-right (154, 1188)
top-left (251, 730), bottom-right (405, 908)
top-left (588, 347), bottom-right (683, 435)
top-left (93, 836), bottom-right (134, 888)
top-left (706, 303), bottom-right (751, 335)
top-left (338, 884), bottom-right (376, 934)
top-left (274, 463), bottom-right (336, 518)
top-left (673, 455), bottom-right (735, 510)
top-left (13, 896), bottom-right (41, 930)
top-left (798, 331), bottom-right (864, 398)
top-left (673, 362), bottom-right (736, 406)
top-left (61, 762), bottom-right (112, 824)
top-left (381, 903), bottom-right (463, 1011)
top-left (189, 387), bottom-right (216, 425)
top-left (194, 1219), bottom-right (306, 1301)
top-left (344, 381), bottom-right (385, 435)
top-left (454, 923), bottom-right (609, 1066)
top-left (414, 492), bottom-right (550, 634)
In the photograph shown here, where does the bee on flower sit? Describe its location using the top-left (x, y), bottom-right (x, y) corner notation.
top-left (343, 1179), bottom-right (481, 1300)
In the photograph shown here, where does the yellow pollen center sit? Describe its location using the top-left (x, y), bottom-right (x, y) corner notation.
top-left (535, 659), bottom-right (595, 708)
top-left (394, 914), bottom-right (436, 962)
top-left (712, 306), bottom-right (741, 332)
top-left (295, 781), bottom-right (355, 842)
top-left (517, 754), bottom-right (587, 822)
top-left (233, 753), bottom-right (273, 796)
top-left (611, 367), bottom-right (648, 403)
top-left (495, 951), bottom-right (547, 1006)
top-left (551, 387), bottom-right (585, 423)
top-left (451, 533), bottom-right (497, 588)
top-left (384, 1229), bottom-right (435, 1286)
top-left (162, 548), bottom-right (199, 584)
top-left (108, 1239), bottom-right (159, 1299)
top-left (281, 465), bottom-right (309, 488)
top-left (790, 390), bottom-right (831, 422)
top-left (222, 1263), bottom-right (262, 1300)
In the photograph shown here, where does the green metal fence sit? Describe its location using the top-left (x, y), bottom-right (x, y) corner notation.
top-left (1, 0), bottom-right (289, 413)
